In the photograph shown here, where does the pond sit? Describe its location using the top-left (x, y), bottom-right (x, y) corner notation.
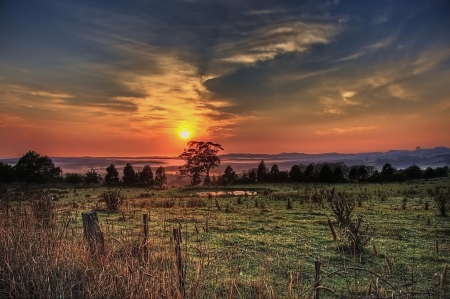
top-left (195, 191), bottom-right (257, 197)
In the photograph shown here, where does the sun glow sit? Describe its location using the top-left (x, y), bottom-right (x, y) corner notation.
top-left (180, 130), bottom-right (190, 139)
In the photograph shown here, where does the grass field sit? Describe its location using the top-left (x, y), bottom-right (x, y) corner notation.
top-left (1, 180), bottom-right (449, 298)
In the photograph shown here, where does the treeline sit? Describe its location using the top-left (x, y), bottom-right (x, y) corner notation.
top-left (1, 151), bottom-right (448, 186)
top-left (208, 160), bottom-right (449, 186)
top-left (0, 151), bottom-right (167, 188)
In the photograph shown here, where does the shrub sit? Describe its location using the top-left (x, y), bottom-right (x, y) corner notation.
top-left (434, 192), bottom-right (450, 216)
top-left (101, 191), bottom-right (126, 211)
top-left (329, 192), bottom-right (355, 225)
top-left (344, 215), bottom-right (374, 254)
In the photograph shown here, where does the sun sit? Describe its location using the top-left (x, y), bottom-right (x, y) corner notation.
top-left (180, 130), bottom-right (190, 139)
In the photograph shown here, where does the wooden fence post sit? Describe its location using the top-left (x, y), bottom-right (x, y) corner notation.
top-left (313, 260), bottom-right (321, 299)
top-left (173, 227), bottom-right (185, 296)
top-left (143, 213), bottom-right (149, 262)
top-left (81, 211), bottom-right (105, 256)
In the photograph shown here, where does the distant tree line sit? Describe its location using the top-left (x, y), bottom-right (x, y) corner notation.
top-left (0, 151), bottom-right (167, 188)
top-left (208, 160), bottom-right (449, 186)
top-left (0, 150), bottom-right (448, 186)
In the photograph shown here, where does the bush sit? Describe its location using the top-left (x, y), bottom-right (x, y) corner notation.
top-left (101, 191), bottom-right (126, 211)
top-left (434, 192), bottom-right (450, 216)
top-left (344, 215), bottom-right (374, 254)
top-left (329, 192), bottom-right (355, 225)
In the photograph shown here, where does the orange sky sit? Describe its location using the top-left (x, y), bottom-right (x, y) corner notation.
top-left (1, 1), bottom-right (449, 158)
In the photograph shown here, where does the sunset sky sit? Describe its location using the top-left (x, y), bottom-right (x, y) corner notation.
top-left (1, 0), bottom-right (449, 157)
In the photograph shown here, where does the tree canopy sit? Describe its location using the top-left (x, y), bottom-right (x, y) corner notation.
top-left (14, 151), bottom-right (62, 184)
top-left (178, 141), bottom-right (224, 185)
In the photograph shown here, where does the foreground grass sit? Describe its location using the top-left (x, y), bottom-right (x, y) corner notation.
top-left (0, 181), bottom-right (449, 298)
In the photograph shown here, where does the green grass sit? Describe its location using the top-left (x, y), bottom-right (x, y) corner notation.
top-left (1, 180), bottom-right (449, 298)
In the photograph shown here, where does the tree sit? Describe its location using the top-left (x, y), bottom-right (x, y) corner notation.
top-left (319, 164), bottom-right (333, 183)
top-left (0, 162), bottom-right (15, 183)
top-left (289, 165), bottom-right (302, 182)
top-left (122, 163), bottom-right (136, 186)
top-left (257, 160), bottom-right (267, 183)
top-left (348, 167), bottom-right (358, 182)
top-left (105, 163), bottom-right (119, 185)
top-left (381, 163), bottom-right (394, 177)
top-left (64, 173), bottom-right (85, 184)
top-left (154, 166), bottom-right (167, 189)
top-left (179, 141), bottom-right (223, 186)
top-left (14, 151), bottom-right (62, 184)
top-left (139, 164), bottom-right (154, 186)
top-left (333, 166), bottom-right (344, 182)
top-left (357, 166), bottom-right (368, 181)
top-left (85, 168), bottom-right (101, 185)
top-left (423, 167), bottom-right (436, 180)
top-left (270, 164), bottom-right (279, 174)
top-left (304, 164), bottom-right (315, 181)
top-left (222, 165), bottom-right (237, 185)
top-left (405, 165), bottom-right (422, 180)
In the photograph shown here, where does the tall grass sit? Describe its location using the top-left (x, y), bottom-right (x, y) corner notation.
top-left (0, 182), bottom-right (449, 298)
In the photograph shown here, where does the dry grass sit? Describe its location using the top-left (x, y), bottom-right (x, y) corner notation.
top-left (1, 181), bottom-right (449, 298)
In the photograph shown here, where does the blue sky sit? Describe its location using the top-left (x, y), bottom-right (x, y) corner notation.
top-left (1, 0), bottom-right (449, 156)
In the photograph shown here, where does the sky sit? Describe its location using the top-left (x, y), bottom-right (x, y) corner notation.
top-left (1, 0), bottom-right (449, 157)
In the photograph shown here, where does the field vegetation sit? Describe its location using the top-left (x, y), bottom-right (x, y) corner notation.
top-left (1, 180), bottom-right (449, 298)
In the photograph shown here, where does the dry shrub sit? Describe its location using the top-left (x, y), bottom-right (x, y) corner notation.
top-left (344, 215), bottom-right (374, 254)
top-left (434, 192), bottom-right (450, 216)
top-left (101, 191), bottom-right (126, 211)
top-left (329, 191), bottom-right (355, 225)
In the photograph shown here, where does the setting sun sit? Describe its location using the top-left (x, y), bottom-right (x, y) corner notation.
top-left (180, 130), bottom-right (190, 139)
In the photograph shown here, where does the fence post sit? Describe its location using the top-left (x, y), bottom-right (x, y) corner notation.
top-left (173, 227), bottom-right (185, 296)
top-left (143, 213), bottom-right (149, 262)
top-left (313, 260), bottom-right (321, 299)
top-left (81, 211), bottom-right (105, 256)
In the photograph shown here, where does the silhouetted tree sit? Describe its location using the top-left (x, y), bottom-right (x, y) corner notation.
top-left (257, 160), bottom-right (267, 183)
top-left (423, 167), bottom-right (436, 180)
top-left (15, 151), bottom-right (62, 184)
top-left (0, 162), bottom-right (15, 183)
top-left (105, 163), bottom-right (119, 185)
top-left (139, 164), bottom-right (154, 186)
top-left (304, 164), bottom-right (315, 182)
top-left (64, 173), bottom-right (85, 184)
top-left (357, 166), bottom-right (368, 181)
top-left (333, 166), bottom-right (344, 182)
top-left (122, 163), bottom-right (136, 186)
top-left (85, 168), bottom-right (101, 185)
top-left (348, 167), bottom-right (358, 182)
top-left (381, 163), bottom-right (394, 176)
top-left (270, 164), bottom-right (279, 174)
top-left (179, 141), bottom-right (223, 185)
top-left (435, 166), bottom-right (449, 177)
top-left (248, 169), bottom-right (257, 183)
top-left (289, 165), bottom-right (303, 182)
top-left (319, 164), bottom-right (333, 183)
top-left (154, 166), bottom-right (167, 189)
top-left (405, 165), bottom-right (422, 180)
top-left (221, 165), bottom-right (237, 185)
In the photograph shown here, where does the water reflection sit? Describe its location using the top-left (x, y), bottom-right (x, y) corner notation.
top-left (196, 191), bottom-right (257, 197)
